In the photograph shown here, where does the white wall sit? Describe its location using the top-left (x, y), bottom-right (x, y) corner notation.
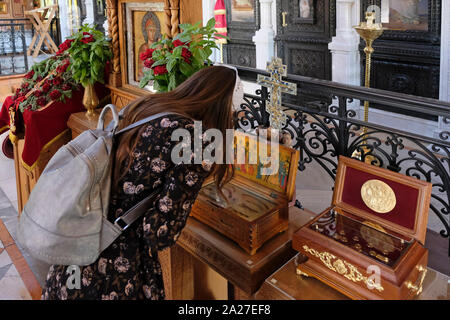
top-left (440, 0), bottom-right (450, 103)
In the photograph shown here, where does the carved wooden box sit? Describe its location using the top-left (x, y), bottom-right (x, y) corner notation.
top-left (191, 132), bottom-right (299, 255)
top-left (292, 156), bottom-right (432, 300)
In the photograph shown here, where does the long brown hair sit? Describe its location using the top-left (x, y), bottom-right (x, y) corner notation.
top-left (114, 66), bottom-right (236, 191)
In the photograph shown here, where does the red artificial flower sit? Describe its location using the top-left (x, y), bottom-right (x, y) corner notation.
top-left (34, 90), bottom-right (43, 97)
top-left (42, 83), bottom-right (51, 93)
top-left (61, 83), bottom-right (71, 91)
top-left (144, 59), bottom-right (155, 68)
top-left (139, 49), bottom-right (155, 61)
top-left (49, 89), bottom-right (62, 100)
top-left (56, 39), bottom-right (74, 55)
top-left (24, 70), bottom-right (34, 79)
top-left (181, 48), bottom-right (192, 64)
top-left (153, 65), bottom-right (168, 75)
top-left (81, 32), bottom-right (94, 44)
top-left (173, 39), bottom-right (189, 47)
top-left (56, 60), bottom-right (70, 74)
top-left (15, 88), bottom-right (21, 96)
top-left (36, 76), bottom-right (43, 82)
top-left (53, 77), bottom-right (63, 86)
top-left (21, 82), bottom-right (29, 89)
top-left (36, 97), bottom-right (47, 106)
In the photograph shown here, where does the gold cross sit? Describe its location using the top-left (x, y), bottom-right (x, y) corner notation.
top-left (257, 57), bottom-right (297, 130)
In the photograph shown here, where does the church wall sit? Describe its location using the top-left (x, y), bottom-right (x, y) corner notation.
top-left (181, 0), bottom-right (203, 24)
top-left (0, 0), bottom-right (34, 19)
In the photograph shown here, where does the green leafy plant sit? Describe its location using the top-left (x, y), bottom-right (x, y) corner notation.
top-left (65, 24), bottom-right (112, 87)
top-left (139, 18), bottom-right (227, 92)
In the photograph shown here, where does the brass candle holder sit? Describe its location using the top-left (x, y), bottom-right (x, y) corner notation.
top-left (352, 12), bottom-right (385, 162)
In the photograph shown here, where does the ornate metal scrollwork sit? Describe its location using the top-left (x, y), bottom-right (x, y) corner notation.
top-left (0, 20), bottom-right (29, 75)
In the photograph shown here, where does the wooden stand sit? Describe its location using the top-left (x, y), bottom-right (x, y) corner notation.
top-left (25, 5), bottom-right (59, 58)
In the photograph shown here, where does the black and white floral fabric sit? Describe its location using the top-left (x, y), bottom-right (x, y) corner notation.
top-left (42, 115), bottom-right (210, 300)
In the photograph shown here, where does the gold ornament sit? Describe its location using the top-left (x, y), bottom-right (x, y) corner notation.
top-left (352, 12), bottom-right (385, 164)
top-left (361, 179), bottom-right (396, 214)
top-left (302, 245), bottom-right (384, 292)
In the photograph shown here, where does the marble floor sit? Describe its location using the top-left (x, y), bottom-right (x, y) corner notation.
top-left (0, 131), bottom-right (51, 300)
top-left (0, 217), bottom-right (42, 300)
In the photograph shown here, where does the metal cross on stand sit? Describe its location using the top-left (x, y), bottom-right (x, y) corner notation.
top-left (257, 57), bottom-right (297, 130)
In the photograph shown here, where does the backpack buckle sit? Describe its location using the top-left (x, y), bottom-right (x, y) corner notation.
top-left (114, 217), bottom-right (129, 231)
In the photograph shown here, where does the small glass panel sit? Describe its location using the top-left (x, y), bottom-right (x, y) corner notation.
top-left (230, 0), bottom-right (255, 23)
top-left (310, 209), bottom-right (412, 267)
top-left (199, 183), bottom-right (274, 222)
top-left (384, 0), bottom-right (429, 31)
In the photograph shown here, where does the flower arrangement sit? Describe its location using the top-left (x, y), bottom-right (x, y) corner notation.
top-left (65, 24), bottom-right (112, 87)
top-left (14, 45), bottom-right (78, 112)
top-left (139, 18), bottom-right (226, 92)
top-left (12, 25), bottom-right (111, 112)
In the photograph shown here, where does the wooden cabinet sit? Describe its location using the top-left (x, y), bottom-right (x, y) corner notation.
top-left (293, 156), bottom-right (432, 300)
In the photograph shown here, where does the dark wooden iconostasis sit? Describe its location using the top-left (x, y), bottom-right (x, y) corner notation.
top-left (223, 0), bottom-right (259, 68)
top-left (361, 0), bottom-right (441, 119)
top-left (94, 0), bottom-right (107, 32)
top-left (276, 0), bottom-right (336, 80)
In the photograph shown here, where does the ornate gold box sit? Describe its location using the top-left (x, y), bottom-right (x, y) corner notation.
top-left (191, 132), bottom-right (299, 255)
top-left (292, 156), bottom-right (432, 300)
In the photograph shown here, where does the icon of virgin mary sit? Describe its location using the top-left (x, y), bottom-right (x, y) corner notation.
top-left (137, 12), bottom-right (162, 80)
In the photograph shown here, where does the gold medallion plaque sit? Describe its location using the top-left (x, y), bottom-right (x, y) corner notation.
top-left (361, 180), bottom-right (396, 214)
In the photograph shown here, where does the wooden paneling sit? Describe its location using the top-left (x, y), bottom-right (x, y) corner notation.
top-left (276, 0), bottom-right (335, 80)
top-left (180, 0), bottom-right (202, 25)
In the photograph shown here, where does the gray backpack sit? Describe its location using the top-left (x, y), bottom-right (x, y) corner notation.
top-left (17, 104), bottom-right (171, 266)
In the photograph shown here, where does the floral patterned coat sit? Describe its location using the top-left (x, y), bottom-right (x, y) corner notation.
top-left (42, 115), bottom-right (211, 300)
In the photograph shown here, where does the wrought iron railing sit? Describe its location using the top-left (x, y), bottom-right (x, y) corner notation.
top-left (0, 18), bottom-right (61, 76)
top-left (234, 65), bottom-right (450, 258)
top-left (0, 19), bottom-right (31, 75)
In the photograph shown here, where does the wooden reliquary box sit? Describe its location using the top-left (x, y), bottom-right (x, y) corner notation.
top-left (292, 156), bottom-right (432, 300)
top-left (191, 132), bottom-right (299, 255)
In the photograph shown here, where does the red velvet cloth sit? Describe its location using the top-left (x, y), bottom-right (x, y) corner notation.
top-left (0, 84), bottom-right (108, 169)
top-left (342, 166), bottom-right (419, 231)
top-left (0, 96), bottom-right (13, 134)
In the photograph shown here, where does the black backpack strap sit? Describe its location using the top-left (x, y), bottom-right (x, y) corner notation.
top-left (113, 186), bottom-right (163, 231)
